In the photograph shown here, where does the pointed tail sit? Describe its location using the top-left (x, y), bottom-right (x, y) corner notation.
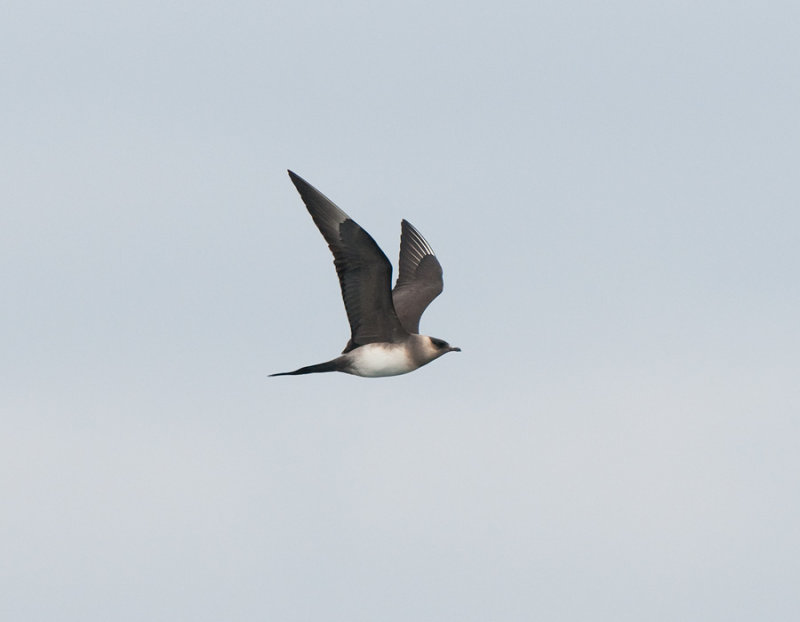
top-left (269, 359), bottom-right (342, 377)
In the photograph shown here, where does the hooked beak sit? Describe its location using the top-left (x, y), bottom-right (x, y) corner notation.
top-left (450, 346), bottom-right (462, 352)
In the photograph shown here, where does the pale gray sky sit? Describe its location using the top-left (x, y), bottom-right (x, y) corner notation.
top-left (3, 1), bottom-right (799, 620)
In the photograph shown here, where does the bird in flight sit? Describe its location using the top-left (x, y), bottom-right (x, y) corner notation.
top-left (271, 171), bottom-right (460, 378)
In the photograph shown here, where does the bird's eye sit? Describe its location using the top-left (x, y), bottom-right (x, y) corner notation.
top-left (431, 338), bottom-right (446, 349)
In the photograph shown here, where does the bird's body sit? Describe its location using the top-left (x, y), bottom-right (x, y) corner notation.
top-left (344, 341), bottom-right (419, 377)
top-left (271, 171), bottom-right (459, 378)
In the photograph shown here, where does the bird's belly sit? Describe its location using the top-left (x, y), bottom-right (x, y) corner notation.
top-left (346, 343), bottom-right (415, 377)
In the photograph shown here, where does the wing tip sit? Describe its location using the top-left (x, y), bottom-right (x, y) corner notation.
top-left (400, 219), bottom-right (435, 258)
top-left (287, 169), bottom-right (304, 187)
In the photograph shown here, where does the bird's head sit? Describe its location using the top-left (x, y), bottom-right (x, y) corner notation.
top-left (428, 336), bottom-right (461, 355)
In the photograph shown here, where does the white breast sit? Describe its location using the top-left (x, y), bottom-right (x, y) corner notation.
top-left (346, 343), bottom-right (416, 377)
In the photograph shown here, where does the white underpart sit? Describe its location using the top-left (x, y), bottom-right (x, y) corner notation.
top-left (346, 343), bottom-right (416, 377)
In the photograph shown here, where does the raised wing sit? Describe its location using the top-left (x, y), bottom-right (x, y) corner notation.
top-left (288, 171), bottom-right (408, 351)
top-left (391, 220), bottom-right (444, 334)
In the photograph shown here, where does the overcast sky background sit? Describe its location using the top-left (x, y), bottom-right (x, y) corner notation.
top-left (3, 1), bottom-right (799, 620)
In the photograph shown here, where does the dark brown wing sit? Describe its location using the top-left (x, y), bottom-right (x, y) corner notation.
top-left (391, 220), bottom-right (444, 334)
top-left (287, 171), bottom-right (408, 351)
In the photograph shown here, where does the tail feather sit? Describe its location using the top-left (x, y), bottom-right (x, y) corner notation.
top-left (269, 359), bottom-right (341, 377)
